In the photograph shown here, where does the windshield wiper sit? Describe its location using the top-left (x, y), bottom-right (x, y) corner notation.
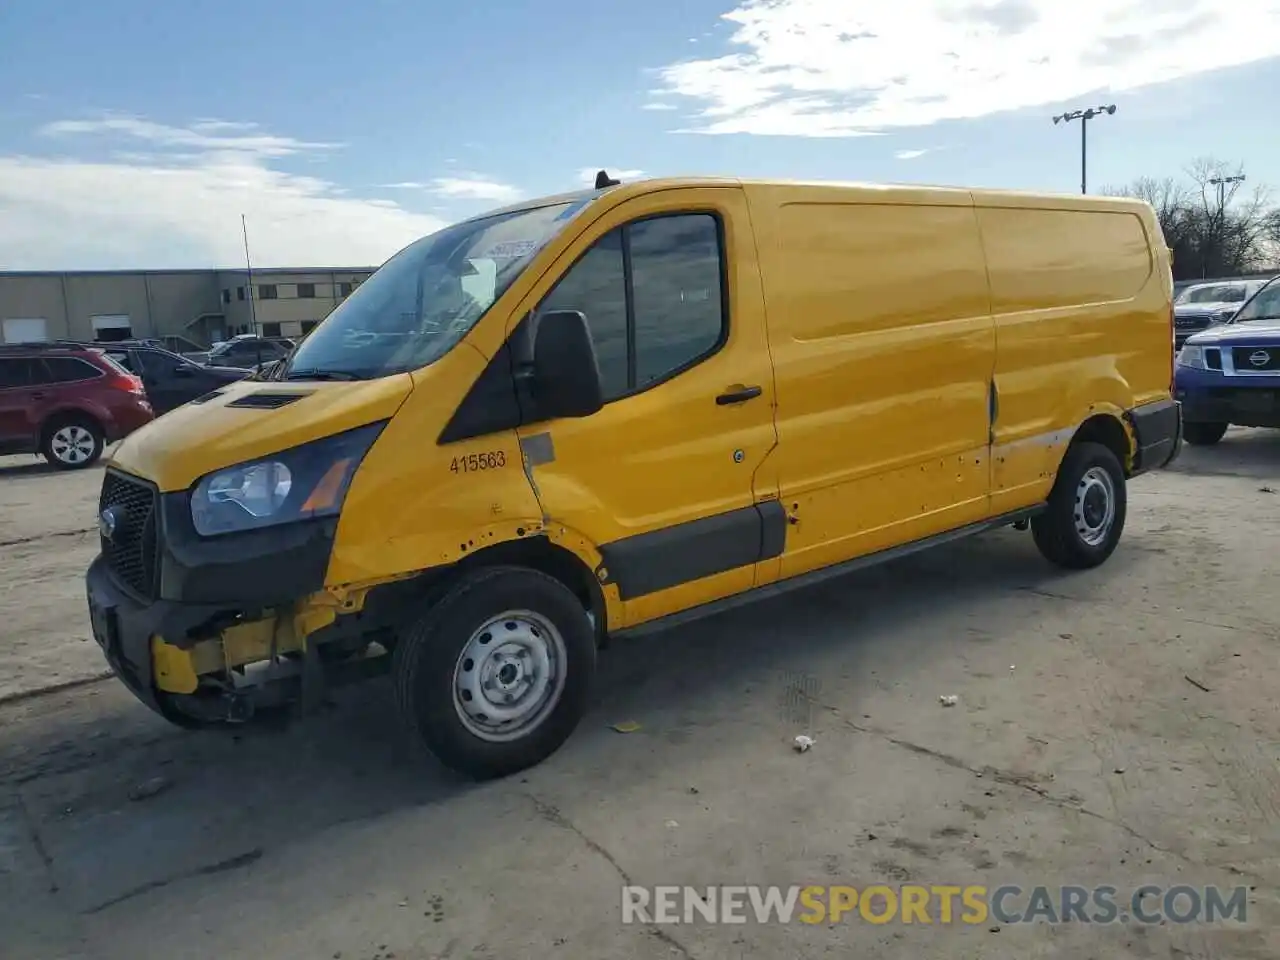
top-left (284, 369), bottom-right (362, 381)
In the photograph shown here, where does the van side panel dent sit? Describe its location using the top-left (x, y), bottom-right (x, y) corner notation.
top-left (326, 341), bottom-right (545, 585)
top-left (977, 200), bottom-right (1164, 511)
top-left (750, 185), bottom-right (996, 579)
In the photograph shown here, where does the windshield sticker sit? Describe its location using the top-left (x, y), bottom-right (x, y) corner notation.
top-left (481, 239), bottom-right (540, 260)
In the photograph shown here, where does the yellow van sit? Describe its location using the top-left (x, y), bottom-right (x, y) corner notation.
top-left (86, 175), bottom-right (1181, 779)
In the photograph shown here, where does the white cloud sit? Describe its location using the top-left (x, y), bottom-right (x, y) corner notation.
top-left (427, 176), bottom-right (523, 202)
top-left (653, 0), bottom-right (1280, 137)
top-left (382, 181), bottom-right (429, 189)
top-left (1, 115), bottom-right (450, 269)
top-left (40, 113), bottom-right (340, 158)
top-left (895, 148), bottom-right (930, 160)
top-left (576, 167), bottom-right (646, 186)
top-left (641, 102), bottom-right (679, 111)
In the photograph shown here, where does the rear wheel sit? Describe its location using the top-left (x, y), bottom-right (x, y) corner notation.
top-left (41, 416), bottom-right (104, 470)
top-left (1031, 441), bottom-right (1127, 570)
top-left (1182, 421), bottom-right (1228, 446)
top-left (392, 566), bottom-right (596, 780)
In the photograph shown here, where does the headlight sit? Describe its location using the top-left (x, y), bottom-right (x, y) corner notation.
top-left (191, 422), bottom-right (385, 536)
top-left (1176, 344), bottom-right (1206, 370)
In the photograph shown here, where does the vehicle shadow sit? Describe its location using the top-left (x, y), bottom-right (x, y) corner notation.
top-left (1170, 427), bottom-right (1280, 480)
top-left (5, 525), bottom-right (1101, 913)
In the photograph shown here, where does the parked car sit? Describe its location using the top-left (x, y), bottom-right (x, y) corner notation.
top-left (194, 336), bottom-right (295, 369)
top-left (1173, 280), bottom-right (1268, 348)
top-left (1175, 276), bottom-right (1280, 444)
top-left (0, 343), bottom-right (154, 469)
top-left (98, 341), bottom-right (250, 415)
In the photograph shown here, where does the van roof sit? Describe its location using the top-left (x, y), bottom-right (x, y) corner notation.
top-left (473, 175), bottom-right (1154, 222)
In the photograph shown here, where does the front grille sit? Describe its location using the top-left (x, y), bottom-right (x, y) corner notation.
top-left (1232, 347), bottom-right (1280, 372)
top-left (1175, 313), bottom-right (1208, 329)
top-left (1206, 348), bottom-right (1222, 371)
top-left (99, 470), bottom-right (160, 599)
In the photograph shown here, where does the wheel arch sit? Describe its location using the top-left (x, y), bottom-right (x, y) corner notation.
top-left (1069, 412), bottom-right (1134, 477)
top-left (39, 404), bottom-right (105, 441)
top-left (457, 535), bottom-right (609, 638)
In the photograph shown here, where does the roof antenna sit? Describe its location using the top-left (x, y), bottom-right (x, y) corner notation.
top-left (594, 169), bottom-right (621, 189)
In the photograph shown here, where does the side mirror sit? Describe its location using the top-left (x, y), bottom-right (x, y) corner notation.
top-left (532, 310), bottom-right (604, 420)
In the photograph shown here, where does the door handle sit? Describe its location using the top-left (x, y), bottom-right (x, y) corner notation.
top-left (716, 385), bottom-right (763, 406)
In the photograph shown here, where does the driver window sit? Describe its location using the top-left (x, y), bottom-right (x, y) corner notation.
top-left (535, 213), bottom-right (725, 404)
top-left (538, 229), bottom-right (629, 399)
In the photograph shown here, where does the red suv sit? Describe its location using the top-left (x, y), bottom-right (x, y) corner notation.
top-left (0, 343), bottom-right (155, 470)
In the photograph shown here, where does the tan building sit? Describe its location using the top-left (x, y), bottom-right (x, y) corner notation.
top-left (0, 266), bottom-right (376, 348)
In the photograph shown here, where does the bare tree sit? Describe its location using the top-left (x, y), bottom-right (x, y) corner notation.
top-left (1104, 158), bottom-right (1279, 280)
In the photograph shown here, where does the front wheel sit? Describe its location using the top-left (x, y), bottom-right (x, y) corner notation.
top-left (392, 566), bottom-right (597, 780)
top-left (1182, 421), bottom-right (1228, 446)
top-left (1031, 441), bottom-right (1127, 570)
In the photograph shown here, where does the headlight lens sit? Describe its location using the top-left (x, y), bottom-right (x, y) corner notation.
top-left (1176, 344), bottom-right (1206, 370)
top-left (191, 422), bottom-right (384, 536)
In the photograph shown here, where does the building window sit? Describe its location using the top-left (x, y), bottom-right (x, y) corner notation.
top-left (296, 283), bottom-right (316, 299)
top-left (258, 284), bottom-right (278, 300)
top-left (237, 286), bottom-right (246, 301)
top-left (222, 289), bottom-right (231, 304)
top-left (338, 282), bottom-right (353, 297)
top-left (262, 322), bottom-right (283, 338)
top-left (301, 320), bottom-right (319, 334)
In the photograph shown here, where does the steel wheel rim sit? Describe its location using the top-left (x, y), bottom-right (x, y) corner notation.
top-left (1074, 466), bottom-right (1116, 547)
top-left (452, 609), bottom-right (567, 743)
top-left (52, 426), bottom-right (95, 464)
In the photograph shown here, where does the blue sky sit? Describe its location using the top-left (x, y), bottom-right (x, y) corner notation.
top-left (2, 0), bottom-right (1279, 270)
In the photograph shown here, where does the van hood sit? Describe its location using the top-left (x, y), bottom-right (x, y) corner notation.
top-left (108, 374), bottom-right (415, 492)
top-left (1188, 319), bottom-right (1280, 345)
top-left (1174, 301), bottom-right (1237, 316)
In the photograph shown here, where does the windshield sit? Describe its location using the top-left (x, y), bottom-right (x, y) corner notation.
top-left (1232, 279), bottom-right (1280, 324)
top-left (1178, 284), bottom-right (1245, 304)
top-left (283, 201), bottom-right (580, 380)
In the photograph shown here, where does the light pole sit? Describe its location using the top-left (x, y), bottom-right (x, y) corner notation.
top-left (1208, 174), bottom-right (1245, 212)
top-left (1206, 174), bottom-right (1245, 279)
top-left (1052, 104), bottom-right (1117, 194)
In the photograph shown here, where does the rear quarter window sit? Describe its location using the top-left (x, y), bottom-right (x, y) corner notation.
top-left (44, 357), bottom-right (103, 383)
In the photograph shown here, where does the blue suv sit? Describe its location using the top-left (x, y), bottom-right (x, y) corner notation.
top-left (1174, 276), bottom-right (1280, 445)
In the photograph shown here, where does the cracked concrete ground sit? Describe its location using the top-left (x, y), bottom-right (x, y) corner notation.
top-left (1, 432), bottom-right (1278, 960)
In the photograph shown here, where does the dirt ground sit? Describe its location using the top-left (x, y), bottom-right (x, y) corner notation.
top-left (1, 434), bottom-right (1278, 960)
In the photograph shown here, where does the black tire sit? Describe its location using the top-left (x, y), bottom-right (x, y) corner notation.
top-left (40, 415), bottom-right (105, 470)
top-left (1182, 421), bottom-right (1228, 446)
top-left (1031, 441), bottom-right (1127, 570)
top-left (392, 566), bottom-right (597, 780)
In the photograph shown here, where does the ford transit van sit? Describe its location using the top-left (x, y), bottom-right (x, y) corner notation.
top-left (86, 176), bottom-right (1181, 779)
